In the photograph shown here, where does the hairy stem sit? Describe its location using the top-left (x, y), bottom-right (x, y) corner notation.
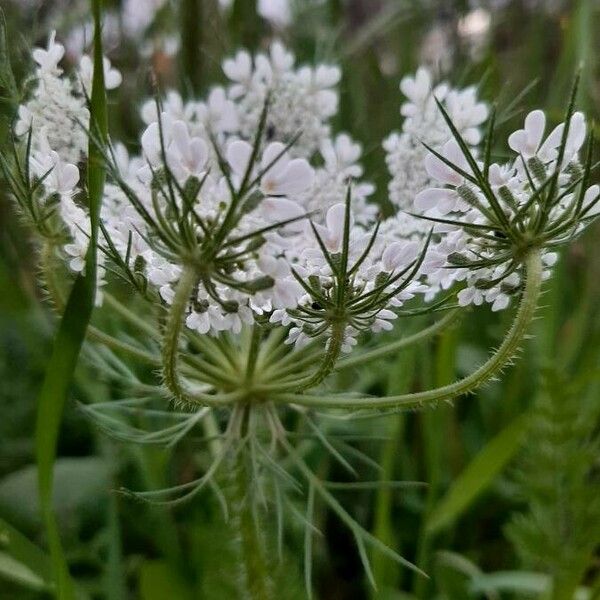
top-left (230, 427), bottom-right (273, 600)
top-left (294, 320), bottom-right (346, 391)
top-left (162, 265), bottom-right (239, 406)
top-left (275, 250), bottom-right (544, 409)
top-left (335, 309), bottom-right (461, 371)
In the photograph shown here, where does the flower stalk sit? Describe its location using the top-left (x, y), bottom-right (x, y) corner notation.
top-left (274, 249), bottom-right (543, 410)
top-left (230, 437), bottom-right (274, 600)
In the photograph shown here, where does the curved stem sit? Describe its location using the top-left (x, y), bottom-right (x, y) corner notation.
top-left (335, 309), bottom-right (461, 371)
top-left (293, 321), bottom-right (346, 391)
top-left (162, 265), bottom-right (239, 406)
top-left (275, 250), bottom-right (543, 410)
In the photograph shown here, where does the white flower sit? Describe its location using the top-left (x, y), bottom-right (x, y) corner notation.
top-left (507, 109), bottom-right (585, 165)
top-left (257, 256), bottom-right (301, 308)
top-left (227, 141), bottom-right (314, 197)
top-left (31, 138), bottom-right (80, 196)
top-left (381, 241), bottom-right (420, 273)
top-left (399, 67), bottom-right (433, 114)
top-left (312, 203), bottom-right (349, 253)
top-left (167, 121), bottom-right (209, 181)
top-left (260, 142), bottom-right (314, 196)
top-left (222, 51), bottom-right (252, 97)
top-left (320, 134), bottom-right (362, 176)
top-left (141, 92), bottom-right (186, 125)
top-left (78, 55), bottom-right (122, 93)
top-left (32, 31), bottom-right (65, 74)
top-left (197, 87), bottom-right (239, 133)
top-left (414, 140), bottom-right (474, 215)
top-left (258, 0), bottom-right (292, 27)
top-left (583, 184), bottom-right (600, 217)
top-left (508, 110), bottom-right (550, 159)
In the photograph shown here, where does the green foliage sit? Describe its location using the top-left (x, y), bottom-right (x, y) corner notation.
top-left (426, 413), bottom-right (530, 536)
top-left (33, 2), bottom-right (107, 597)
top-left (506, 369), bottom-right (600, 598)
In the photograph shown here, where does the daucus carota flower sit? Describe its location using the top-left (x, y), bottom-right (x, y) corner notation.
top-left (15, 32), bottom-right (90, 165)
top-left (413, 100), bottom-right (598, 312)
top-left (4, 19), bottom-right (598, 599)
top-left (384, 67), bottom-right (488, 231)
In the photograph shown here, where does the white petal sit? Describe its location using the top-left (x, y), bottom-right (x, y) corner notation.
top-left (226, 140), bottom-right (253, 177)
top-left (273, 159), bottom-right (314, 196)
top-left (60, 164), bottom-right (80, 192)
top-left (415, 188), bottom-right (453, 212)
top-left (524, 109), bottom-right (545, 149)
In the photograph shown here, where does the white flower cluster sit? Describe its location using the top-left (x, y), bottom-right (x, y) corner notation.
top-left (14, 33), bottom-right (123, 303)
top-left (413, 110), bottom-right (599, 311)
top-left (15, 36), bottom-right (440, 350)
top-left (383, 67), bottom-right (488, 233)
top-left (13, 34), bottom-right (597, 352)
top-left (15, 32), bottom-right (90, 165)
top-left (223, 42), bottom-right (341, 157)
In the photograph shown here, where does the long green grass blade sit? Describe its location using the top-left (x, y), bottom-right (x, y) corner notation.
top-left (425, 413), bottom-right (530, 536)
top-left (34, 2), bottom-right (107, 597)
top-left (0, 517), bottom-right (53, 592)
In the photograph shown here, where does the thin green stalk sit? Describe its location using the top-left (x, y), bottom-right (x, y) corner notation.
top-left (245, 323), bottom-right (262, 383)
top-left (275, 250), bottom-right (544, 409)
top-left (162, 265), bottom-right (240, 406)
top-left (293, 321), bottom-right (346, 391)
top-left (230, 431), bottom-right (273, 600)
top-left (335, 309), bottom-right (461, 371)
top-left (179, 0), bottom-right (202, 97)
top-left (413, 326), bottom-right (458, 597)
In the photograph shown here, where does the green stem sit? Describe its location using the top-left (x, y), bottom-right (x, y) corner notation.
top-left (275, 250), bottom-right (544, 409)
top-left (230, 432), bottom-right (273, 600)
top-left (179, 0), bottom-right (203, 97)
top-left (293, 321), bottom-right (346, 391)
top-left (245, 324), bottom-right (262, 383)
top-left (162, 266), bottom-right (240, 406)
top-left (335, 309), bottom-right (461, 371)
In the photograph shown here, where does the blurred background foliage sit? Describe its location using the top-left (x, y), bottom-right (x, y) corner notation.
top-left (0, 0), bottom-right (600, 598)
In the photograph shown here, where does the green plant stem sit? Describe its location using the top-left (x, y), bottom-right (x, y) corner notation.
top-left (335, 309), bottom-right (461, 371)
top-left (162, 265), bottom-right (240, 406)
top-left (245, 323), bottom-right (262, 383)
top-left (293, 320), bottom-right (346, 391)
top-left (274, 250), bottom-right (544, 409)
top-left (230, 432), bottom-right (273, 600)
top-left (179, 0), bottom-right (202, 97)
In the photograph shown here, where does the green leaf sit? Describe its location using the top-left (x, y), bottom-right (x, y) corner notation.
top-left (0, 517), bottom-right (52, 592)
top-left (425, 414), bottom-right (530, 536)
top-left (0, 458), bottom-right (111, 532)
top-left (34, 3), bottom-right (107, 598)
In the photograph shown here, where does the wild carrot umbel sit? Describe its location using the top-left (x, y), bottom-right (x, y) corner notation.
top-left (2, 8), bottom-right (598, 597)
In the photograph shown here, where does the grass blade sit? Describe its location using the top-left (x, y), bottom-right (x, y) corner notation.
top-left (34, 3), bottom-right (107, 598)
top-left (425, 414), bottom-right (530, 536)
